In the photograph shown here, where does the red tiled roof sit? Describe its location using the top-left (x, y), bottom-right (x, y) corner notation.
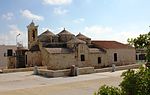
top-left (91, 41), bottom-right (134, 49)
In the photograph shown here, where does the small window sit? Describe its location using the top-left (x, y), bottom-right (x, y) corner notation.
top-left (52, 38), bottom-right (54, 42)
top-left (139, 54), bottom-right (146, 60)
top-left (32, 30), bottom-right (35, 41)
top-left (7, 49), bottom-right (13, 56)
top-left (136, 55), bottom-right (138, 60)
top-left (114, 53), bottom-right (117, 62)
top-left (98, 57), bottom-right (101, 64)
top-left (81, 54), bottom-right (85, 61)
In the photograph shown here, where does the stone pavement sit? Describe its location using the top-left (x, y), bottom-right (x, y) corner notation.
top-left (0, 70), bottom-right (125, 95)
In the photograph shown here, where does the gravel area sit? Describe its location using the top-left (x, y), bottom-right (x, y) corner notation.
top-left (0, 70), bottom-right (125, 95)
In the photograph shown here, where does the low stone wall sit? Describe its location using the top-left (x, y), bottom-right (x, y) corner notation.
top-left (1, 64), bottom-right (141, 78)
top-left (115, 64), bottom-right (140, 71)
top-left (38, 69), bottom-right (70, 77)
top-left (1, 66), bottom-right (46, 73)
top-left (94, 67), bottom-right (110, 73)
top-left (38, 67), bottom-right (95, 78)
top-left (78, 67), bottom-right (95, 75)
top-left (95, 64), bottom-right (141, 73)
top-left (38, 64), bottom-right (141, 78)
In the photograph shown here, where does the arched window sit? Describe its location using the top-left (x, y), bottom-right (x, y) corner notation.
top-left (32, 30), bottom-right (35, 41)
top-left (114, 53), bottom-right (117, 62)
top-left (81, 54), bottom-right (85, 61)
top-left (98, 57), bottom-right (101, 64)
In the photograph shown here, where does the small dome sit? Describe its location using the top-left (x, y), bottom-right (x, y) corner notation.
top-left (40, 30), bottom-right (55, 36)
top-left (38, 30), bottom-right (56, 42)
top-left (67, 37), bottom-right (86, 44)
top-left (76, 33), bottom-right (90, 40)
top-left (58, 28), bottom-right (74, 35)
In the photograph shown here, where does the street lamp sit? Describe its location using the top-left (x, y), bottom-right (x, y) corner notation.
top-left (16, 33), bottom-right (20, 47)
top-left (15, 33), bottom-right (20, 69)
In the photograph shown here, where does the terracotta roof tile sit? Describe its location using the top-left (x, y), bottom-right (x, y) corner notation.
top-left (91, 41), bottom-right (134, 49)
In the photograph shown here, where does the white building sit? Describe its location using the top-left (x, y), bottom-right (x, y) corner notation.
top-left (0, 45), bottom-right (16, 69)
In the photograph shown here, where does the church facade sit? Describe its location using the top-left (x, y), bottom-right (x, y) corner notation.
top-left (26, 21), bottom-right (136, 70)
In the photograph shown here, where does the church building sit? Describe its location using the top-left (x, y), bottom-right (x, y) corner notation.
top-left (26, 21), bottom-right (136, 70)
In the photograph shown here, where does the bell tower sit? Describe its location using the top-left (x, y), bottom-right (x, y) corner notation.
top-left (27, 21), bottom-right (38, 49)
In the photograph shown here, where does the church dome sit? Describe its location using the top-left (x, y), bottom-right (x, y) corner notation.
top-left (67, 37), bottom-right (86, 49)
top-left (57, 28), bottom-right (75, 42)
top-left (38, 30), bottom-right (56, 42)
top-left (76, 33), bottom-right (91, 44)
top-left (58, 28), bottom-right (74, 35)
top-left (67, 37), bottom-right (86, 44)
top-left (76, 33), bottom-right (90, 40)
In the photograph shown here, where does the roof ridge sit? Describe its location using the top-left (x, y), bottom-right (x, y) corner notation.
top-left (91, 41), bottom-right (134, 49)
top-left (76, 33), bottom-right (90, 39)
top-left (58, 29), bottom-right (73, 35)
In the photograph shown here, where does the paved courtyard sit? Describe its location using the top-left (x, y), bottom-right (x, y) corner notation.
top-left (0, 70), bottom-right (125, 95)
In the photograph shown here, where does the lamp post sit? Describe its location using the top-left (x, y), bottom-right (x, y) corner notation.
top-left (15, 33), bottom-right (20, 68)
top-left (16, 34), bottom-right (20, 47)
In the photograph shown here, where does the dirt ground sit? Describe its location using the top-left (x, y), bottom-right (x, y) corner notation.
top-left (0, 70), bottom-right (124, 95)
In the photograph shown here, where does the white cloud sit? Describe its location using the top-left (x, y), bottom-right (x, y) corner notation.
top-left (53, 7), bottom-right (68, 15)
top-left (81, 25), bottom-right (113, 41)
top-left (84, 25), bottom-right (112, 34)
top-left (20, 9), bottom-right (44, 21)
top-left (8, 25), bottom-right (23, 36)
top-left (113, 30), bottom-right (148, 43)
top-left (82, 25), bottom-right (148, 44)
top-left (73, 18), bottom-right (85, 23)
top-left (43, 0), bottom-right (72, 5)
top-left (41, 27), bottom-right (51, 32)
top-left (0, 25), bottom-right (27, 47)
top-left (2, 12), bottom-right (14, 20)
top-left (38, 27), bottom-right (54, 35)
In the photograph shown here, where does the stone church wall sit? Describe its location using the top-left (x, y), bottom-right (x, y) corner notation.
top-left (106, 49), bottom-right (136, 66)
top-left (26, 51), bottom-right (42, 66)
top-left (88, 53), bottom-right (107, 68)
top-left (46, 53), bottom-right (76, 70)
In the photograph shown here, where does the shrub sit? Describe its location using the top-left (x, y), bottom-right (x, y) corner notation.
top-left (94, 67), bottom-right (150, 95)
top-left (120, 67), bottom-right (150, 95)
top-left (94, 85), bottom-right (122, 95)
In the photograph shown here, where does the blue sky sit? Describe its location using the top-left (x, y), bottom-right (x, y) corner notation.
top-left (0, 0), bottom-right (150, 46)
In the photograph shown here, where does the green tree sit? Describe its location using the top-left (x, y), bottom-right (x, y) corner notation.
top-left (127, 38), bottom-right (134, 47)
top-left (94, 85), bottom-right (122, 95)
top-left (127, 33), bottom-right (150, 49)
top-left (94, 67), bottom-right (150, 95)
top-left (127, 32), bottom-right (150, 67)
top-left (120, 67), bottom-right (150, 95)
top-left (120, 69), bottom-right (137, 95)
